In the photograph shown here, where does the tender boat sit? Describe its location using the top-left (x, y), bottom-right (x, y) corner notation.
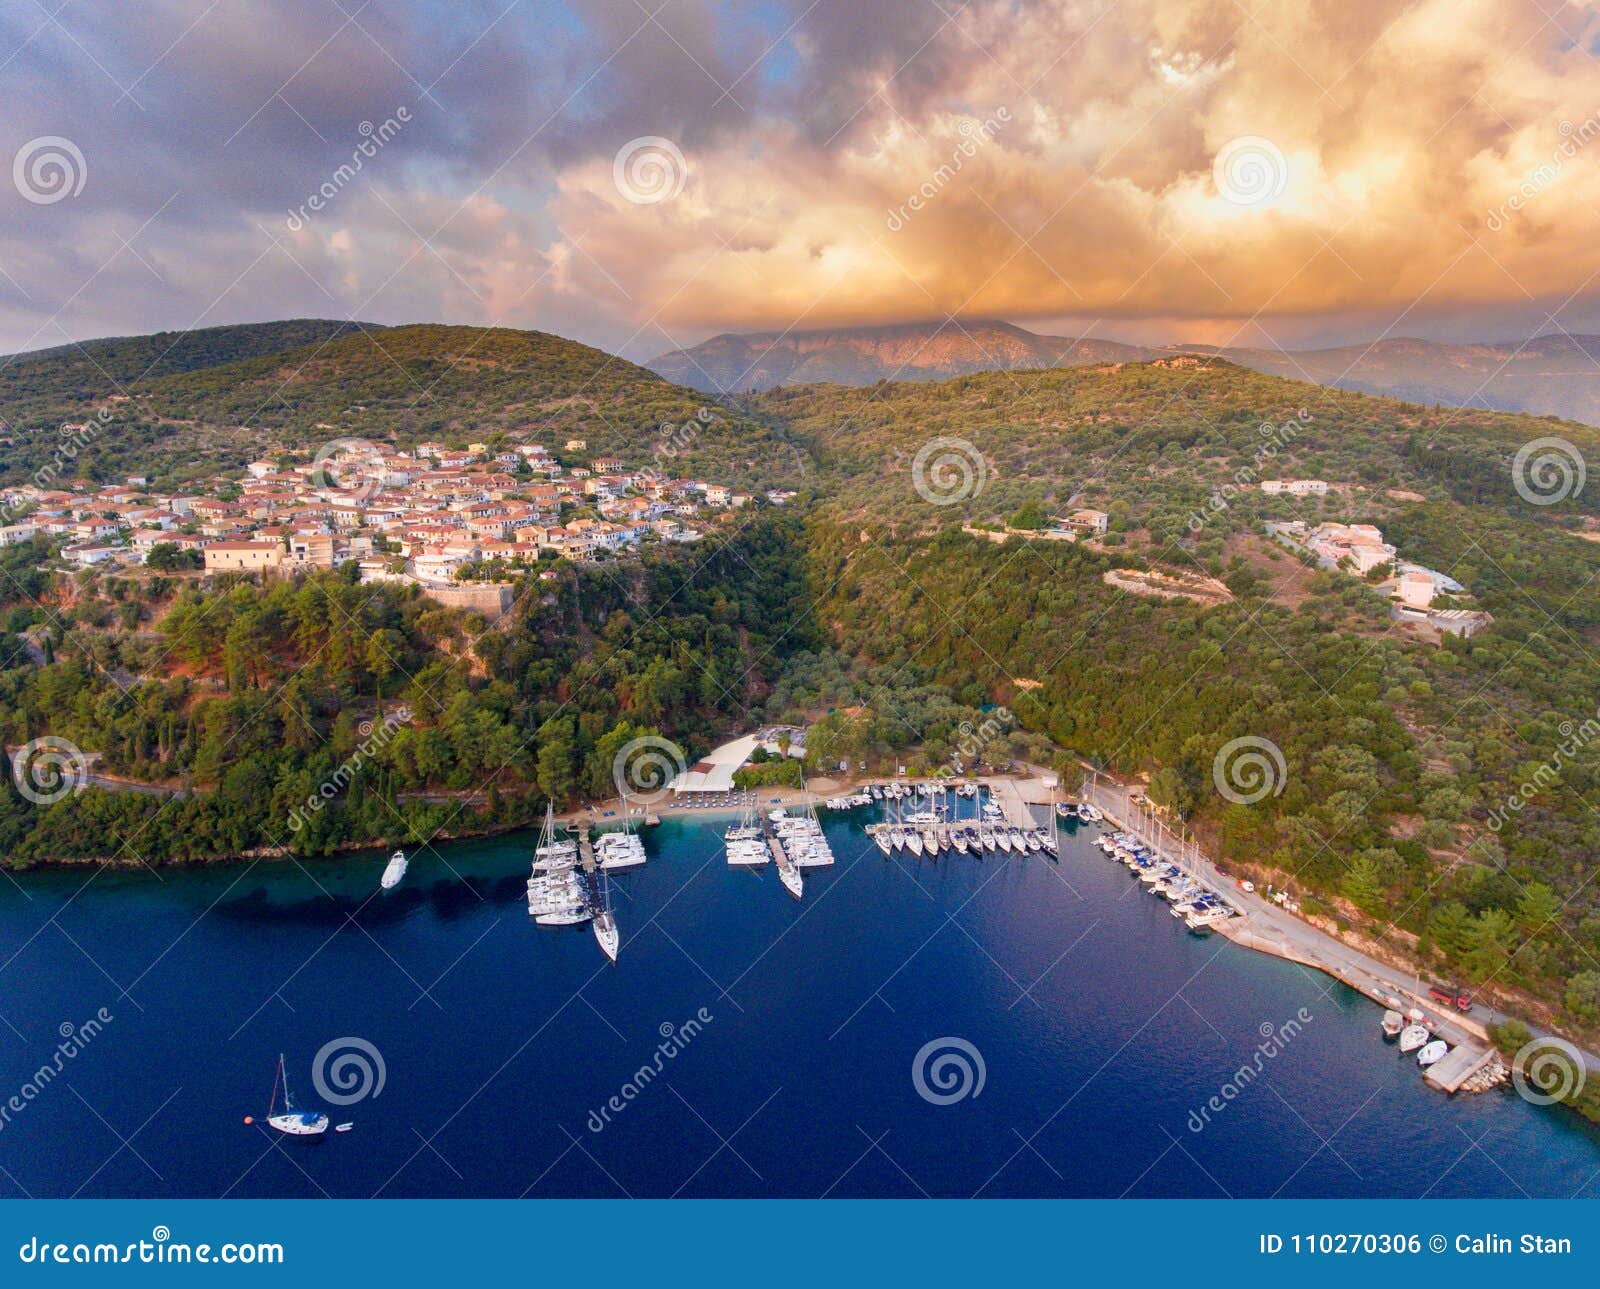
top-left (1416, 1039), bottom-right (1449, 1067)
top-left (380, 850), bottom-right (408, 890)
top-left (1381, 1010), bottom-right (1405, 1038)
top-left (264, 1053), bottom-right (328, 1138)
top-left (335, 1122), bottom-right (354, 1133)
top-left (1398, 1024), bottom-right (1430, 1053)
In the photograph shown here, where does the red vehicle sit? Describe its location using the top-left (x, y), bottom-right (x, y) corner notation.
top-left (1429, 983), bottom-right (1474, 1012)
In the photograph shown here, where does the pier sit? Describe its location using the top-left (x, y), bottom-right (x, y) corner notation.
top-left (575, 825), bottom-right (596, 874)
top-left (1424, 1043), bottom-right (1504, 1094)
top-left (767, 835), bottom-right (788, 866)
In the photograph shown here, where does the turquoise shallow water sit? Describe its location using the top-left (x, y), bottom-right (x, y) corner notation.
top-left (0, 807), bottom-right (1596, 1198)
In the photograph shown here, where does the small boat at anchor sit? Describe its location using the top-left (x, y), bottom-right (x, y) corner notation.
top-left (1381, 1010), bottom-right (1405, 1038)
top-left (380, 850), bottom-right (408, 890)
top-left (1417, 1039), bottom-right (1449, 1068)
top-left (263, 1053), bottom-right (328, 1138)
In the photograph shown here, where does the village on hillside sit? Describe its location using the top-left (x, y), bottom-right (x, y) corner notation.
top-left (0, 431), bottom-right (796, 612)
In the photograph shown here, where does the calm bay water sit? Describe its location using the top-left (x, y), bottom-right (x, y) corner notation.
top-left (1, 808), bottom-right (1597, 1199)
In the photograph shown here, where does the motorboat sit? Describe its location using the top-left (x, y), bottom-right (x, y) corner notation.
top-left (380, 850), bottom-right (408, 890)
top-left (1381, 1010), bottom-right (1405, 1038)
top-left (1417, 1040), bottom-right (1449, 1068)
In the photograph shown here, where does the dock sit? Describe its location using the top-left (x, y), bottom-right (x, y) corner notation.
top-left (576, 826), bottom-right (596, 874)
top-left (767, 836), bottom-right (788, 866)
top-left (1424, 1043), bottom-right (1503, 1093)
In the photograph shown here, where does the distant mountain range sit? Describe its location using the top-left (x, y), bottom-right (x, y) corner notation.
top-left (649, 321), bottom-right (1600, 425)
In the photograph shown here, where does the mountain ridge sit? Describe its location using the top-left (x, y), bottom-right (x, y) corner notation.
top-left (651, 320), bottom-right (1600, 425)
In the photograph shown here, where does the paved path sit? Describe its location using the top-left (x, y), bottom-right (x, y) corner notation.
top-left (1082, 779), bottom-right (1600, 1072)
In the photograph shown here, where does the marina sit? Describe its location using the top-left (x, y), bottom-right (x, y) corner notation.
top-left (1, 810), bottom-right (1596, 1198)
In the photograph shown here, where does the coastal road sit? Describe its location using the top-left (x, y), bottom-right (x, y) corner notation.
top-left (1080, 779), bottom-right (1600, 1071)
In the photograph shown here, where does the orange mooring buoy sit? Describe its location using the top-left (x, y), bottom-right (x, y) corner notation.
top-left (243, 1116), bottom-right (254, 1125)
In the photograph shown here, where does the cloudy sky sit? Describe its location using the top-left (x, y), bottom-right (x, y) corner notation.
top-left (4, 0), bottom-right (1600, 361)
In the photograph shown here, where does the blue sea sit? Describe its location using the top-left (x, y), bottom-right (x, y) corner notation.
top-left (1, 805), bottom-right (1596, 1198)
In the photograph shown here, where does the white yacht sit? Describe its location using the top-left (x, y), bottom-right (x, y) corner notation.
top-left (264, 1053), bottom-right (328, 1138)
top-left (905, 829), bottom-right (924, 857)
top-left (995, 828), bottom-right (1013, 853)
top-left (592, 871), bottom-right (620, 962)
top-left (1398, 1024), bottom-right (1430, 1053)
top-left (596, 830), bottom-right (647, 869)
top-left (774, 845), bottom-right (804, 900)
top-left (380, 849), bottom-right (408, 890)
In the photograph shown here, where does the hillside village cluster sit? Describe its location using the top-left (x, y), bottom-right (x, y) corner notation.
top-left (0, 432), bottom-right (789, 607)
